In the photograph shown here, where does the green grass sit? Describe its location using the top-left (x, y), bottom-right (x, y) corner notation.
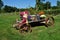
top-left (0, 13), bottom-right (60, 40)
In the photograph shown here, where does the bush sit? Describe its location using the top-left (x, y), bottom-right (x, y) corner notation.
top-left (44, 9), bottom-right (60, 16)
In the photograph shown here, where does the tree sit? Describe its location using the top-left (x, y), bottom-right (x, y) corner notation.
top-left (0, 0), bottom-right (4, 12)
top-left (57, 0), bottom-right (60, 8)
top-left (35, 0), bottom-right (40, 11)
top-left (51, 6), bottom-right (58, 9)
top-left (35, 0), bottom-right (45, 11)
top-left (29, 7), bottom-right (36, 14)
top-left (3, 5), bottom-right (19, 12)
top-left (45, 1), bottom-right (51, 10)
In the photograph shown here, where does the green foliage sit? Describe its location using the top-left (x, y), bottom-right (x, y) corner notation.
top-left (43, 9), bottom-right (60, 16)
top-left (44, 1), bottom-right (51, 10)
top-left (0, 0), bottom-right (4, 13)
top-left (29, 7), bottom-right (36, 15)
top-left (3, 5), bottom-right (19, 13)
top-left (51, 6), bottom-right (58, 9)
top-left (0, 0), bottom-right (4, 8)
top-left (35, 0), bottom-right (40, 11)
top-left (57, 1), bottom-right (60, 7)
top-left (35, 0), bottom-right (51, 10)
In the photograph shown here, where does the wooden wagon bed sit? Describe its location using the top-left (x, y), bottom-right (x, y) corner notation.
top-left (28, 20), bottom-right (46, 27)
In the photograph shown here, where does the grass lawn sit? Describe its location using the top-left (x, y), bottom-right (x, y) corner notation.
top-left (0, 13), bottom-right (60, 40)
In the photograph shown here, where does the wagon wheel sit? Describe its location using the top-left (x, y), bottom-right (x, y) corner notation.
top-left (26, 24), bottom-right (32, 32)
top-left (46, 16), bottom-right (54, 26)
top-left (19, 24), bottom-right (32, 33)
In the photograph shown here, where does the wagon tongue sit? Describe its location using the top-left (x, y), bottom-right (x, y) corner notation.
top-left (41, 21), bottom-right (45, 23)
